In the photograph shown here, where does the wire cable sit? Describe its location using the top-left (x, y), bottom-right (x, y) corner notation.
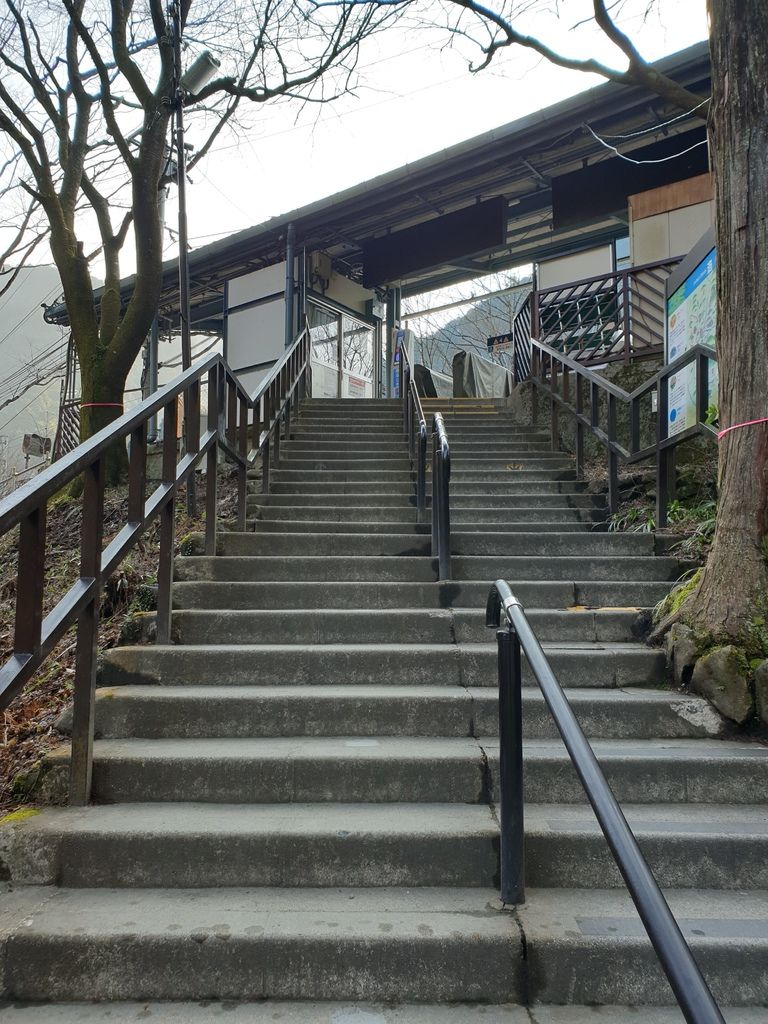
top-left (583, 122), bottom-right (708, 165)
top-left (595, 97), bottom-right (710, 140)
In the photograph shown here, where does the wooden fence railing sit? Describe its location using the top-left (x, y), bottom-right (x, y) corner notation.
top-left (0, 327), bottom-right (310, 804)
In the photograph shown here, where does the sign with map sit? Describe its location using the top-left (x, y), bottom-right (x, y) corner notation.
top-left (666, 247), bottom-right (717, 438)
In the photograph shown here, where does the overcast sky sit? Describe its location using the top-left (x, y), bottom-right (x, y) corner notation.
top-left (170, 0), bottom-right (708, 261)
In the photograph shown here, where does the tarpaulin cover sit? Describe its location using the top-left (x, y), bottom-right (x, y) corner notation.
top-left (415, 363), bottom-right (453, 398)
top-left (452, 350), bottom-right (513, 398)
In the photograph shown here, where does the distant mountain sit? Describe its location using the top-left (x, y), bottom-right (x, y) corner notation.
top-left (412, 288), bottom-right (529, 374)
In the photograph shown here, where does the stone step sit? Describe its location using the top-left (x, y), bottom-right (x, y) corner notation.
top-left (84, 685), bottom-right (722, 742)
top-left (248, 519), bottom-right (595, 535)
top-left (289, 430), bottom-right (409, 441)
top-left (168, 607), bottom-right (647, 645)
top-left (2, 803), bottom-right (498, 889)
top-left (275, 459), bottom-right (413, 472)
top-left (7, 801), bottom-right (763, 893)
top-left (5, 1003), bottom-right (763, 1024)
top-left (524, 803), bottom-right (768, 890)
top-left (171, 578), bottom-right (673, 611)
top-left (250, 519), bottom-right (431, 534)
top-left (247, 504), bottom-right (602, 522)
top-left (48, 737), bottom-right (768, 804)
top-left (173, 554), bottom-right (680, 583)
top-left (280, 441), bottom-right (412, 452)
top-left (215, 531), bottom-right (653, 558)
top-left (267, 469), bottom-right (575, 483)
top-left (0, 999), bottom-right (761, 1021)
top-left (0, 886), bottom-right (519, 1003)
top-left (515, 887), bottom-right (768, 1006)
top-left (251, 490), bottom-right (601, 506)
top-left (98, 642), bottom-right (666, 690)
top-left (443, 456), bottom-right (575, 467)
top-left (264, 481), bottom-right (590, 496)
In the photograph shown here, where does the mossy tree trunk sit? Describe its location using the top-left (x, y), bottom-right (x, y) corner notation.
top-left (676, 0), bottom-right (768, 642)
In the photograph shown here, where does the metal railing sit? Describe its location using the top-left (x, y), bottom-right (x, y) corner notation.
top-left (528, 337), bottom-right (717, 524)
top-left (401, 345), bottom-right (451, 579)
top-left (401, 343), bottom-right (428, 524)
top-left (431, 411), bottom-right (451, 580)
top-left (486, 579), bottom-right (725, 1024)
top-left (510, 258), bottom-right (681, 379)
top-left (0, 326), bottom-right (310, 805)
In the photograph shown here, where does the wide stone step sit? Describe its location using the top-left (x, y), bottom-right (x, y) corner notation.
top-left (215, 531), bottom-right (653, 558)
top-left (172, 578), bottom-right (673, 611)
top-left (0, 886), bottom-right (519, 1002)
top-left (516, 887), bottom-right (768, 1006)
top-left (48, 737), bottom-right (768, 804)
top-left (270, 469), bottom-right (413, 483)
top-left (525, 803), bottom-right (768, 890)
top-left (251, 489), bottom-right (600, 506)
top-left (8, 801), bottom-right (762, 893)
top-left (263, 481), bottom-right (589, 496)
top-left (250, 504), bottom-right (420, 521)
top-left (169, 607), bottom-right (647, 645)
top-left (257, 488), bottom-right (415, 501)
top-left (289, 430), bottom-right (408, 441)
top-left (173, 553), bottom-right (680, 583)
top-left (446, 469), bottom-right (578, 481)
top-left (280, 441), bottom-right (411, 453)
top-left (248, 520), bottom-right (596, 535)
top-left (275, 459), bottom-right (413, 472)
top-left (1, 1005), bottom-right (758, 1023)
top-left (84, 685), bottom-right (722, 742)
top-left (251, 519), bottom-right (431, 534)
top-left (99, 642), bottom-right (665, 690)
top-left (2, 803), bottom-right (498, 889)
top-left (445, 456), bottom-right (575, 468)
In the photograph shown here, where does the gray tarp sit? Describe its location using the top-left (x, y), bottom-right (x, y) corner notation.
top-left (415, 363), bottom-right (453, 398)
top-left (452, 350), bottom-right (513, 398)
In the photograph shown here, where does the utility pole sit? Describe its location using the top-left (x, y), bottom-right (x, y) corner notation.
top-left (169, 2), bottom-right (219, 514)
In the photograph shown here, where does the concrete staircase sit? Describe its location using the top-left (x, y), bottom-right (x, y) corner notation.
top-left (1, 397), bottom-right (767, 1021)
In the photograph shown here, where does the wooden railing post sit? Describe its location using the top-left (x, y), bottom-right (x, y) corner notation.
top-left (185, 380), bottom-right (200, 517)
top-left (14, 506), bottom-right (46, 663)
top-left (607, 394), bottom-right (619, 516)
top-left (128, 422), bottom-right (147, 525)
top-left (205, 366), bottom-right (219, 556)
top-left (575, 375), bottom-right (585, 479)
top-left (550, 358), bottom-right (559, 451)
top-left (69, 456), bottom-right (105, 806)
top-left (621, 270), bottom-right (632, 362)
top-left (156, 399), bottom-right (178, 645)
top-left (262, 389), bottom-right (272, 495)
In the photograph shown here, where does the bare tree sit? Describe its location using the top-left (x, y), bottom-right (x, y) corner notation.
top-left (380, 0), bottom-right (767, 657)
top-left (0, 0), bottom-right (401, 481)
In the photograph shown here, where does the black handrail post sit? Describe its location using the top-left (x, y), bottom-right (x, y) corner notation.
top-left (497, 623), bottom-right (525, 905)
top-left (431, 431), bottom-right (438, 556)
top-left (656, 374), bottom-right (670, 528)
top-left (438, 449), bottom-right (450, 580)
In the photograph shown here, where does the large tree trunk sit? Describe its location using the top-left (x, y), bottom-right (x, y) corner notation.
top-left (680, 0), bottom-right (768, 642)
top-left (78, 354), bottom-right (131, 487)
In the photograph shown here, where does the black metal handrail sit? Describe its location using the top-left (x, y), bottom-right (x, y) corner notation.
top-left (528, 336), bottom-right (717, 524)
top-left (431, 411), bottom-right (450, 580)
top-left (486, 579), bottom-right (725, 1024)
top-left (0, 325), bottom-right (310, 805)
top-left (400, 342), bottom-right (428, 524)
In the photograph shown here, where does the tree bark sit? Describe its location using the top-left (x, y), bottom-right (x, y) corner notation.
top-left (679, 0), bottom-right (768, 642)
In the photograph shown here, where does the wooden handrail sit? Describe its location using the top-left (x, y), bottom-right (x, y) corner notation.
top-left (528, 336), bottom-right (717, 524)
top-left (0, 327), bottom-right (311, 805)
